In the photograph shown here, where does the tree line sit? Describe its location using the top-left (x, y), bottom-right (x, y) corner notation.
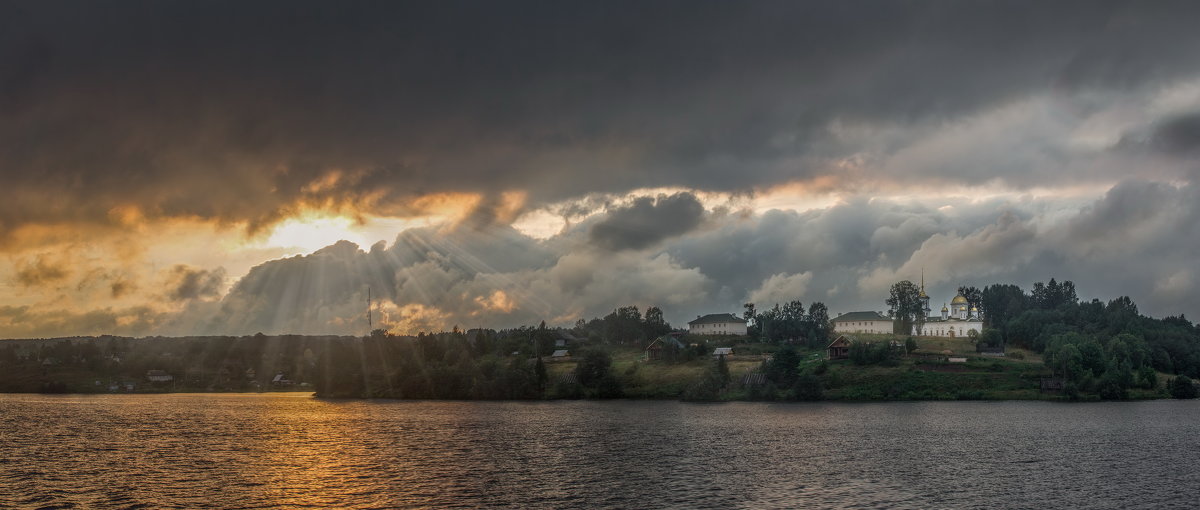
top-left (741, 300), bottom-right (832, 347)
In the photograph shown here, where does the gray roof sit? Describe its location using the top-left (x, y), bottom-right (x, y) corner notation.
top-left (833, 311), bottom-right (890, 322)
top-left (551, 349), bottom-right (570, 357)
top-left (713, 347), bottom-right (733, 355)
top-left (688, 313), bottom-right (748, 325)
top-left (647, 336), bottom-right (686, 350)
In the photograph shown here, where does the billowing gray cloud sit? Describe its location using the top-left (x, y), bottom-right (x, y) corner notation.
top-left (589, 193), bottom-right (706, 251)
top-left (5, 178), bottom-right (1200, 337)
top-left (179, 179), bottom-right (1200, 335)
top-left (4, 1), bottom-right (1200, 239)
top-left (6, 2), bottom-right (1200, 337)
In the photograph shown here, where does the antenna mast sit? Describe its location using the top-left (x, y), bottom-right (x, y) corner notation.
top-left (367, 286), bottom-right (373, 332)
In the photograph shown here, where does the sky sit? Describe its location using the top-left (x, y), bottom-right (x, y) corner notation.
top-left (3, 0), bottom-right (1200, 338)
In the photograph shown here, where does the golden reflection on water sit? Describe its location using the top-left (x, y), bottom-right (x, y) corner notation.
top-left (1, 394), bottom-right (1198, 509)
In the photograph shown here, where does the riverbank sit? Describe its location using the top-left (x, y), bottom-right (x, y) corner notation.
top-left (2, 333), bottom-right (1179, 401)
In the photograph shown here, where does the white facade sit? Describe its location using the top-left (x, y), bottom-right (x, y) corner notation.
top-left (832, 311), bottom-right (894, 334)
top-left (916, 319), bottom-right (983, 338)
top-left (914, 289), bottom-right (983, 338)
top-left (833, 319), bottom-right (893, 334)
top-left (688, 314), bottom-right (748, 335)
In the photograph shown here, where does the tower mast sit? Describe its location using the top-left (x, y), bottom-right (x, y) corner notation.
top-left (367, 286), bottom-right (373, 332)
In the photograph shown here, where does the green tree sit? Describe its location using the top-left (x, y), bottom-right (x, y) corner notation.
top-left (715, 354), bottom-right (730, 386)
top-left (534, 356), bottom-right (548, 392)
top-left (576, 349), bottom-right (613, 388)
top-left (1138, 365), bottom-right (1158, 389)
top-left (1169, 376), bottom-right (1198, 399)
top-left (791, 374), bottom-right (823, 401)
top-left (980, 283), bottom-right (1027, 341)
top-left (766, 346), bottom-right (801, 386)
top-left (643, 306), bottom-right (671, 338)
top-left (886, 280), bottom-right (924, 335)
top-left (807, 302), bottom-right (831, 347)
top-left (1032, 278), bottom-right (1077, 310)
top-left (957, 286), bottom-right (983, 311)
top-left (743, 303), bottom-right (758, 339)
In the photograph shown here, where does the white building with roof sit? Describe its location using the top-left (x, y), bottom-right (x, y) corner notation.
top-left (687, 313), bottom-right (748, 335)
top-left (832, 311), bottom-right (894, 334)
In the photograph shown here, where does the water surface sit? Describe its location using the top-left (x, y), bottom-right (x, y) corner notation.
top-left (1, 394), bottom-right (1197, 508)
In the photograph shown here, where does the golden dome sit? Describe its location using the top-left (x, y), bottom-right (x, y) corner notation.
top-left (941, 304), bottom-right (949, 312)
top-left (951, 295), bottom-right (969, 305)
top-left (970, 305), bottom-right (979, 311)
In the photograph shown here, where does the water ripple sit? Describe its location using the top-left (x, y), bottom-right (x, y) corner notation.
top-left (1, 395), bottom-right (1198, 508)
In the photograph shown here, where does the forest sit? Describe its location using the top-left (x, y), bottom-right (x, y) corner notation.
top-left (1, 277), bottom-right (1199, 400)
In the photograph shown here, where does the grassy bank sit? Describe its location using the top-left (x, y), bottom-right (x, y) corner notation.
top-left (3, 333), bottom-right (1176, 401)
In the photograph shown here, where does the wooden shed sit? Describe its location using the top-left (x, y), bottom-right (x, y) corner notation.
top-left (827, 335), bottom-right (852, 360)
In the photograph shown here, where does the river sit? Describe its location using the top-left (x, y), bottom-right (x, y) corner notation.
top-left (1, 394), bottom-right (1197, 509)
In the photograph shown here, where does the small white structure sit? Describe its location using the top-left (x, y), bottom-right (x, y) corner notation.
top-left (551, 349), bottom-right (570, 358)
top-left (832, 311), bottom-right (894, 334)
top-left (688, 313), bottom-right (748, 335)
top-left (712, 347), bottom-right (733, 358)
top-left (145, 370), bottom-right (173, 382)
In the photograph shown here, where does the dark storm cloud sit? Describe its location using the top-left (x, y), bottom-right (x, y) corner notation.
top-left (164, 265), bottom-right (226, 301)
top-left (1150, 112), bottom-right (1200, 154)
top-left (4, 1), bottom-right (1200, 237)
top-left (589, 193), bottom-right (705, 251)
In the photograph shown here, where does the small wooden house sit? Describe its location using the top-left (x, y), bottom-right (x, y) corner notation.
top-left (551, 349), bottom-right (570, 359)
top-left (712, 347), bottom-right (733, 359)
top-left (827, 335), bottom-right (852, 360)
top-left (645, 335), bottom-right (686, 361)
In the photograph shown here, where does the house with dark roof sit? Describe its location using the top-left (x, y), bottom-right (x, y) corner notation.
top-left (687, 313), bottom-right (748, 335)
top-left (832, 311), bottom-right (894, 334)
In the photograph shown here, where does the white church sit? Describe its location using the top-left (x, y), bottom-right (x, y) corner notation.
top-left (911, 276), bottom-right (983, 338)
top-left (834, 277), bottom-right (984, 338)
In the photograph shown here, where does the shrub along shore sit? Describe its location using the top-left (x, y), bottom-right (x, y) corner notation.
top-left (4, 332), bottom-right (1193, 401)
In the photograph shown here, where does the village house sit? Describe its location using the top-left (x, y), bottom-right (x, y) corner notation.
top-left (712, 347), bottom-right (733, 359)
top-left (827, 335), bottom-right (852, 360)
top-left (688, 313), bottom-right (748, 335)
top-left (645, 335), bottom-right (686, 361)
top-left (271, 372), bottom-right (294, 387)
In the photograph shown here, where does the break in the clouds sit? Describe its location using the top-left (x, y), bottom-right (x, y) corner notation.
top-left (3, 1), bottom-right (1200, 337)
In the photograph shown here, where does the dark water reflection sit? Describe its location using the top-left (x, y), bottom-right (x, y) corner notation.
top-left (1, 394), bottom-right (1197, 508)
